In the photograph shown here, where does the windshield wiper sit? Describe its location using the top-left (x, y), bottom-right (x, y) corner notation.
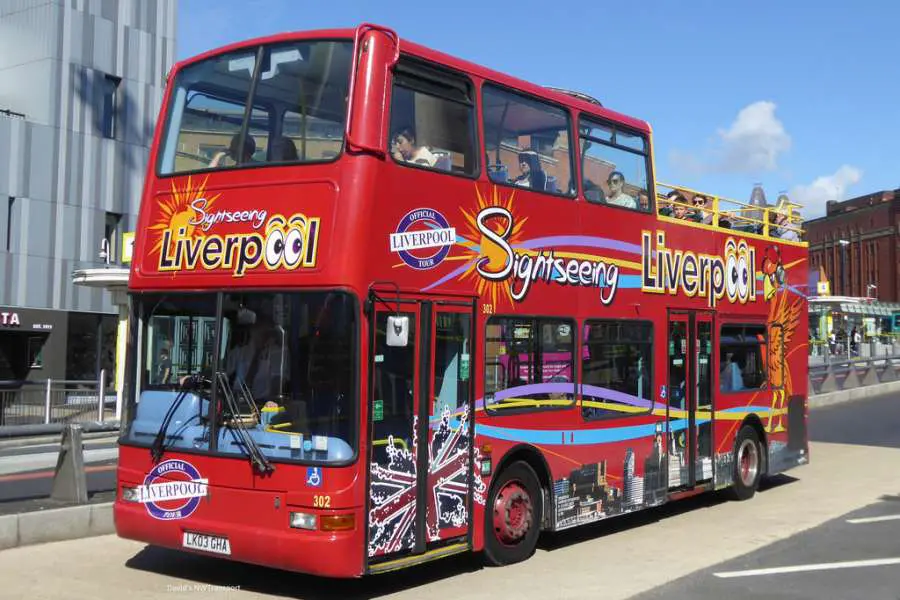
top-left (150, 374), bottom-right (204, 463)
top-left (216, 372), bottom-right (274, 475)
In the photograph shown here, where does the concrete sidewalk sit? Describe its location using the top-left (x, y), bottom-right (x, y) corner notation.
top-left (0, 495), bottom-right (114, 551)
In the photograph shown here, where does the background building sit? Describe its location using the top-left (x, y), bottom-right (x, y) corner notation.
top-left (0, 1), bottom-right (176, 385)
top-left (804, 189), bottom-right (900, 302)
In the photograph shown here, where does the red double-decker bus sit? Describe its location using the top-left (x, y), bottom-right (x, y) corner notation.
top-left (115, 24), bottom-right (809, 577)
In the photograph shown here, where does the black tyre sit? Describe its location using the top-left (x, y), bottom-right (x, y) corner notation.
top-left (483, 460), bottom-right (543, 566)
top-left (729, 425), bottom-right (762, 501)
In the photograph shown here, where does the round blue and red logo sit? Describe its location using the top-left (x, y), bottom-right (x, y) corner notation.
top-left (389, 208), bottom-right (456, 270)
top-left (139, 459), bottom-right (207, 521)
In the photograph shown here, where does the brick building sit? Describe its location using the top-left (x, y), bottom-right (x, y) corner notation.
top-left (804, 189), bottom-right (900, 302)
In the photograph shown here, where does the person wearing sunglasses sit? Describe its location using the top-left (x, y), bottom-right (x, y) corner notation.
top-left (606, 171), bottom-right (637, 209)
top-left (692, 194), bottom-right (713, 224)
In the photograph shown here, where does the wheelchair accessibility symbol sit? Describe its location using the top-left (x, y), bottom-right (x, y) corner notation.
top-left (306, 467), bottom-right (322, 488)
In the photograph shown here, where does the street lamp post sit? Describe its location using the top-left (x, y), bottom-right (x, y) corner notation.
top-left (838, 239), bottom-right (850, 296)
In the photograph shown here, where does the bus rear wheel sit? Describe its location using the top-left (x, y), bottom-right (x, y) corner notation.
top-left (483, 460), bottom-right (542, 566)
top-left (729, 425), bottom-right (762, 501)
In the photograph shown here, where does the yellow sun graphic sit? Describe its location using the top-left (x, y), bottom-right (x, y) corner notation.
top-left (458, 185), bottom-right (528, 308)
top-left (147, 175), bottom-right (220, 258)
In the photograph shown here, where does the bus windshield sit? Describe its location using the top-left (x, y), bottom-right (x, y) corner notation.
top-left (158, 39), bottom-right (352, 176)
top-left (128, 291), bottom-right (358, 464)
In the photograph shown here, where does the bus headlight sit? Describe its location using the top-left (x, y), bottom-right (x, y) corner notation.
top-left (121, 486), bottom-right (140, 502)
top-left (289, 512), bottom-right (317, 530)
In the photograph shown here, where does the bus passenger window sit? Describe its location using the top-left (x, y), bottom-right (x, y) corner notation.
top-left (581, 321), bottom-right (653, 420)
top-left (484, 317), bottom-right (575, 414)
top-left (481, 84), bottom-right (575, 197)
top-left (719, 324), bottom-right (768, 392)
top-left (157, 41), bottom-right (352, 175)
top-left (579, 117), bottom-right (651, 213)
top-left (388, 59), bottom-right (477, 175)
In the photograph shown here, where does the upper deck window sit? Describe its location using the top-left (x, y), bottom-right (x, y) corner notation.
top-left (482, 85), bottom-right (575, 197)
top-left (579, 117), bottom-right (651, 212)
top-left (158, 40), bottom-right (352, 176)
top-left (389, 58), bottom-right (478, 175)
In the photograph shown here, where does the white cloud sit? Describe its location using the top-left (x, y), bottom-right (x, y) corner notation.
top-left (790, 165), bottom-right (863, 218)
top-left (669, 101), bottom-right (791, 176)
top-left (717, 101), bottom-right (791, 173)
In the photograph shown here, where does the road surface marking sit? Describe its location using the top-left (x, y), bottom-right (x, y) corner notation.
top-left (847, 514), bottom-right (900, 524)
top-left (714, 557), bottom-right (900, 578)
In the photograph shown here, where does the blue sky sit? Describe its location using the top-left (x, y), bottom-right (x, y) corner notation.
top-left (178, 1), bottom-right (899, 219)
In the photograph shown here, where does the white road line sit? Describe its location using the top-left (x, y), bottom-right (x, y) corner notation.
top-left (847, 514), bottom-right (900, 524)
top-left (714, 557), bottom-right (900, 578)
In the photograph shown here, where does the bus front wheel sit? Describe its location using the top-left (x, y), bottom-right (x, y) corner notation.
top-left (729, 426), bottom-right (762, 501)
top-left (483, 460), bottom-right (542, 566)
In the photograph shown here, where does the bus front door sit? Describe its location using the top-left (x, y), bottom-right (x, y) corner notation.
top-left (667, 311), bottom-right (714, 490)
top-left (366, 298), bottom-right (475, 569)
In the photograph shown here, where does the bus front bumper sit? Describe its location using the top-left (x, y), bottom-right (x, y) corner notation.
top-left (114, 498), bottom-right (365, 578)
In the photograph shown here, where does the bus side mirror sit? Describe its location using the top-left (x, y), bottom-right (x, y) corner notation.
top-left (386, 315), bottom-right (409, 347)
top-left (346, 24), bottom-right (399, 156)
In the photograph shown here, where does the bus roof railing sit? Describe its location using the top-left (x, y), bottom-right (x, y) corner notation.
top-left (656, 182), bottom-right (805, 240)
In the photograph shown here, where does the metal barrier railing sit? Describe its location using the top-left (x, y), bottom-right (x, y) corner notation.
top-left (808, 355), bottom-right (900, 395)
top-left (0, 371), bottom-right (114, 427)
top-left (656, 181), bottom-right (804, 240)
top-left (809, 339), bottom-right (900, 364)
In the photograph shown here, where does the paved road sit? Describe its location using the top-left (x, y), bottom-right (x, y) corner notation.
top-left (633, 497), bottom-right (900, 600)
top-left (0, 462), bottom-right (116, 505)
top-left (0, 394), bottom-right (897, 599)
top-left (634, 390), bottom-right (900, 600)
top-left (0, 436), bottom-right (119, 476)
top-left (0, 435), bottom-right (118, 504)
top-left (808, 392), bottom-right (900, 448)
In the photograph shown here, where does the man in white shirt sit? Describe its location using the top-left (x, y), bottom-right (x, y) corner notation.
top-left (391, 127), bottom-right (436, 167)
top-left (606, 171), bottom-right (637, 209)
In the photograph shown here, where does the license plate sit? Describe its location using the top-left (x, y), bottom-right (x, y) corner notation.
top-left (182, 531), bottom-right (231, 555)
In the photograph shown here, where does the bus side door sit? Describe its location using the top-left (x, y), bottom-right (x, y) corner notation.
top-left (366, 297), bottom-right (475, 567)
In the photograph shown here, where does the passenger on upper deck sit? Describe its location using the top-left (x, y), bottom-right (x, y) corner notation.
top-left (606, 171), bottom-right (637, 209)
top-left (771, 200), bottom-right (800, 241)
top-left (391, 126), bottom-right (437, 167)
top-left (209, 133), bottom-right (256, 168)
top-left (660, 190), bottom-right (699, 221)
top-left (512, 150), bottom-right (547, 190)
top-left (692, 195), bottom-right (713, 225)
top-left (270, 136), bottom-right (299, 162)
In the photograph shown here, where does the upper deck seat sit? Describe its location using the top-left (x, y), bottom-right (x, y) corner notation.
top-left (433, 152), bottom-right (452, 172)
top-left (488, 163), bottom-right (508, 183)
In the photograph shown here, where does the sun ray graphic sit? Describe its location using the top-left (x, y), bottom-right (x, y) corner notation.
top-left (148, 175), bottom-right (220, 258)
top-left (458, 185), bottom-right (527, 308)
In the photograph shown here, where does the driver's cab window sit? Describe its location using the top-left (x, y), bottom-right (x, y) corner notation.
top-left (482, 84), bottom-right (575, 197)
top-left (388, 58), bottom-right (477, 175)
